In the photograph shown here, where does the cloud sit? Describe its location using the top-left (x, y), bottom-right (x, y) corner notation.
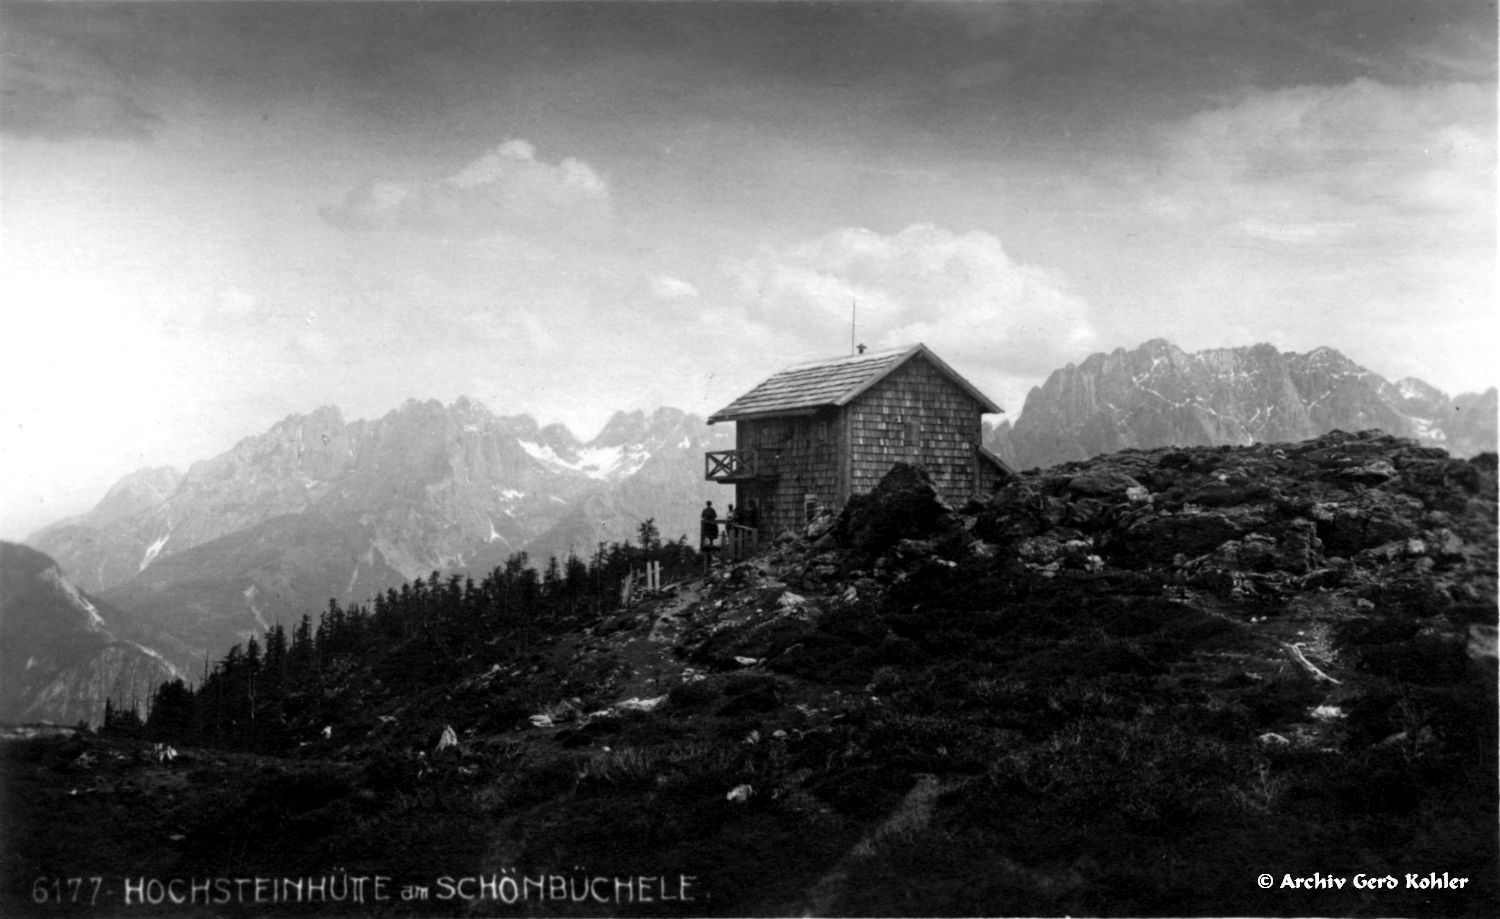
top-left (648, 274), bottom-right (700, 300)
top-left (729, 223), bottom-right (1098, 408)
top-left (1148, 79), bottom-right (1494, 242)
top-left (0, 75), bottom-right (161, 141)
top-left (215, 286), bottom-right (259, 318)
top-left (1111, 78), bottom-right (1495, 399)
top-left (321, 139), bottom-right (612, 239)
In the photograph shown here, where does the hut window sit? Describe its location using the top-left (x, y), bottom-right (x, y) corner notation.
top-left (904, 420), bottom-right (920, 447)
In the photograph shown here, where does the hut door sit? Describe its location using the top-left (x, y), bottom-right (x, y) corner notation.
top-left (739, 483), bottom-right (767, 533)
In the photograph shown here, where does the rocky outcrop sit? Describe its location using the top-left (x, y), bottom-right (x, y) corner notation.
top-left (712, 429), bottom-right (1494, 716)
top-left (968, 430), bottom-right (1495, 609)
top-left (987, 339), bottom-right (1497, 472)
top-left (834, 463), bottom-right (963, 563)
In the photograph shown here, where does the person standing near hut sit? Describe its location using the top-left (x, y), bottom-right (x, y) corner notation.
top-left (700, 500), bottom-right (719, 550)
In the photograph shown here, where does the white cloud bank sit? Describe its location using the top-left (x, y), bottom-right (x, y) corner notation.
top-left (1135, 78), bottom-right (1495, 391)
top-left (1150, 79), bottom-right (1493, 244)
top-left (322, 139), bottom-right (613, 238)
top-left (729, 223), bottom-right (1098, 411)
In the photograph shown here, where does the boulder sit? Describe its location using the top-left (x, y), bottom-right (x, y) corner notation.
top-left (1066, 471), bottom-right (1144, 497)
top-left (1316, 492), bottom-right (1423, 554)
top-left (1338, 460), bottom-right (1397, 485)
top-left (836, 463), bottom-right (962, 561)
top-left (1119, 509), bottom-right (1257, 565)
top-left (972, 478), bottom-right (1068, 541)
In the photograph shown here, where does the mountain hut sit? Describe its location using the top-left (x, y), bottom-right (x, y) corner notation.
top-left (704, 343), bottom-right (1013, 539)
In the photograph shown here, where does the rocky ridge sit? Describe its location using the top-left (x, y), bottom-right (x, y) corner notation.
top-left (0, 543), bottom-right (184, 725)
top-left (987, 339), bottom-right (1497, 471)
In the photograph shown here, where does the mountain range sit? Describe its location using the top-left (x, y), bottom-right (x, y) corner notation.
top-left (27, 400), bottom-right (730, 678)
top-left (985, 339), bottom-right (1497, 471)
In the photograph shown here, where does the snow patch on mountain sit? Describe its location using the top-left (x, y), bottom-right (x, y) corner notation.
top-left (140, 531), bottom-right (171, 572)
top-left (519, 441), bottom-right (651, 481)
top-left (125, 641), bottom-right (180, 676)
top-left (242, 584), bottom-right (270, 632)
top-left (1409, 416), bottom-right (1446, 442)
top-left (41, 567), bottom-right (106, 631)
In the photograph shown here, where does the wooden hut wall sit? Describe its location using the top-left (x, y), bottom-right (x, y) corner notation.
top-left (734, 412), bottom-right (841, 534)
top-left (976, 455), bottom-right (1009, 493)
top-left (846, 355), bottom-right (985, 504)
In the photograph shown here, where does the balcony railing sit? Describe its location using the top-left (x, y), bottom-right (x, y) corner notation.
top-left (704, 449), bottom-right (777, 482)
top-left (719, 523), bottom-right (760, 561)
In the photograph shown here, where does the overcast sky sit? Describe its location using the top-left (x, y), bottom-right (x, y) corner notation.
top-left (2, 1), bottom-right (1494, 540)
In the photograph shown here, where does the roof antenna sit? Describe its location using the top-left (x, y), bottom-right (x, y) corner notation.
top-left (850, 297), bottom-right (857, 356)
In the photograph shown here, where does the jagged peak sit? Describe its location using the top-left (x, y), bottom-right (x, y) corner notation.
top-left (590, 410), bottom-right (652, 448)
top-left (96, 466), bottom-right (182, 502)
top-left (539, 420), bottom-right (577, 439)
top-left (270, 405), bottom-right (346, 428)
top-left (589, 406), bottom-right (704, 448)
top-left (394, 397), bottom-right (447, 416)
top-left (1137, 337), bottom-right (1177, 354)
top-left (1295, 344), bottom-right (1359, 368)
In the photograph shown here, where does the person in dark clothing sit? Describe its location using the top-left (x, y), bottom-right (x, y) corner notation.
top-left (700, 500), bottom-right (719, 547)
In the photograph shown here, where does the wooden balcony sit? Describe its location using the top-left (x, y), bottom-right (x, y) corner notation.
top-left (704, 449), bottom-right (778, 482)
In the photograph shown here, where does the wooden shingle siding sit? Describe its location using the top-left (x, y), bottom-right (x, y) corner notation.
top-left (846, 355), bottom-right (985, 505)
top-left (734, 411), bottom-right (842, 534)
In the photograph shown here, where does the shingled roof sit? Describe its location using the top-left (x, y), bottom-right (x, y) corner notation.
top-left (708, 343), bottom-right (1001, 423)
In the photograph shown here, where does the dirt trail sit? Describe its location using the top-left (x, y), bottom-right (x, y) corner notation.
top-left (602, 582), bottom-right (705, 703)
top-left (648, 582), bottom-right (701, 642)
